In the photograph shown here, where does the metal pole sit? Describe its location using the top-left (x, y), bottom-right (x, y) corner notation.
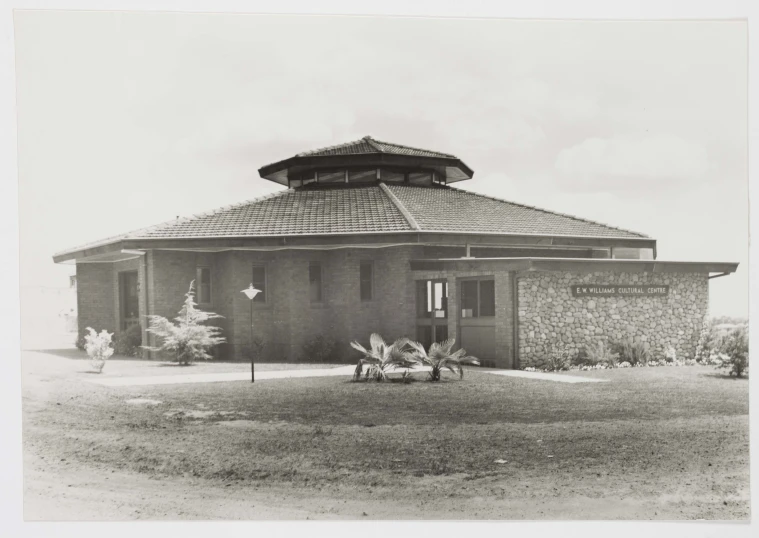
top-left (255, 299), bottom-right (256, 383)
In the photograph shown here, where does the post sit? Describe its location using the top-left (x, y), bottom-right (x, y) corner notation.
top-left (255, 300), bottom-right (256, 383)
top-left (241, 284), bottom-right (262, 385)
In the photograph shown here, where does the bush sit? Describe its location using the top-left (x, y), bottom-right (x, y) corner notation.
top-left (145, 281), bottom-right (225, 365)
top-left (302, 335), bottom-right (338, 363)
top-left (576, 340), bottom-right (619, 367)
top-left (613, 338), bottom-right (650, 366)
top-left (74, 333), bottom-right (86, 351)
top-left (114, 324), bottom-right (142, 357)
top-left (718, 326), bottom-right (749, 378)
top-left (84, 327), bottom-right (114, 373)
top-left (542, 342), bottom-right (573, 372)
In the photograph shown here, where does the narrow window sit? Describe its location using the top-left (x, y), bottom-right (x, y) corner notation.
top-left (252, 265), bottom-right (267, 303)
top-left (479, 280), bottom-right (496, 317)
top-left (460, 280), bottom-right (479, 318)
top-left (196, 266), bottom-right (212, 305)
top-left (309, 263), bottom-right (322, 303)
top-left (359, 262), bottom-right (373, 301)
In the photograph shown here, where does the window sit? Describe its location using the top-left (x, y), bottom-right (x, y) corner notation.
top-left (408, 171), bottom-right (432, 185)
top-left (380, 169), bottom-right (405, 183)
top-left (349, 169), bottom-right (377, 183)
top-left (196, 266), bottom-right (212, 305)
top-left (309, 263), bottom-right (323, 303)
top-left (359, 262), bottom-right (373, 301)
top-left (252, 265), bottom-right (266, 303)
top-left (460, 279), bottom-right (495, 318)
top-left (612, 247), bottom-right (654, 260)
top-left (416, 280), bottom-right (448, 319)
top-left (317, 170), bottom-right (345, 183)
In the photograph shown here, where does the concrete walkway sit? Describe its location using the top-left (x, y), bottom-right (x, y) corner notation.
top-left (85, 363), bottom-right (606, 387)
top-left (485, 370), bottom-right (608, 383)
top-left (86, 365), bottom-right (358, 387)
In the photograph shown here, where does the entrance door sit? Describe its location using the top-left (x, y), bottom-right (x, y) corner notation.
top-left (415, 279), bottom-right (448, 349)
top-left (119, 271), bottom-right (140, 331)
top-left (459, 277), bottom-right (497, 367)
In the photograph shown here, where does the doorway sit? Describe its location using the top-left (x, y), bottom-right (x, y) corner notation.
top-left (458, 277), bottom-right (496, 366)
top-left (415, 279), bottom-right (448, 349)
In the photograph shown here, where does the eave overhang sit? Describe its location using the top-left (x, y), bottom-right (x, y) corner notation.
top-left (53, 232), bottom-right (657, 264)
top-left (410, 257), bottom-right (739, 275)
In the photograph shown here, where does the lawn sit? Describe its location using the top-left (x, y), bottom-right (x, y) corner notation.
top-left (22, 350), bottom-right (750, 520)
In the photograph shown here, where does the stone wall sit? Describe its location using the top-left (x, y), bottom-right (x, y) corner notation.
top-left (517, 271), bottom-right (709, 368)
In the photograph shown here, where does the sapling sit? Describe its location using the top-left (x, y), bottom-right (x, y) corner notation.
top-left (145, 281), bottom-right (225, 365)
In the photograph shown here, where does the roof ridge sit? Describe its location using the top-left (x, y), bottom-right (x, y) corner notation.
top-left (378, 182), bottom-right (419, 230)
top-left (295, 137), bottom-right (379, 157)
top-left (363, 136), bottom-right (385, 153)
top-left (371, 137), bottom-right (455, 158)
top-left (444, 184), bottom-right (650, 239)
top-left (127, 189), bottom-right (292, 238)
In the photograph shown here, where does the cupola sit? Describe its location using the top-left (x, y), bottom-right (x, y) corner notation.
top-left (257, 136), bottom-right (474, 188)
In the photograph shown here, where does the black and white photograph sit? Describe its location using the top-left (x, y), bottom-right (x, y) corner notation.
top-left (3, 0), bottom-right (755, 531)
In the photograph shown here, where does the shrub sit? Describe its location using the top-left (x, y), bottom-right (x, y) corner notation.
top-left (351, 334), bottom-right (417, 381)
top-left (663, 345), bottom-right (677, 363)
top-left (302, 335), bottom-right (338, 363)
top-left (145, 281), bottom-right (225, 365)
top-left (541, 342), bottom-right (573, 372)
top-left (114, 324), bottom-right (142, 357)
top-left (84, 327), bottom-right (114, 373)
top-left (74, 333), bottom-right (86, 351)
top-left (718, 326), bottom-right (749, 378)
top-left (408, 338), bottom-right (480, 381)
top-left (614, 338), bottom-right (650, 366)
top-left (577, 340), bottom-right (619, 368)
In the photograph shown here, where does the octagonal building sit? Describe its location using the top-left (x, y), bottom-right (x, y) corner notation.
top-left (54, 136), bottom-right (737, 368)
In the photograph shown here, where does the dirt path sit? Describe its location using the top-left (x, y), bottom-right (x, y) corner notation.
top-left (26, 448), bottom-right (745, 521)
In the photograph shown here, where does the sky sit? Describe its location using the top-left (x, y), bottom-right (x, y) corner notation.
top-left (14, 12), bottom-right (748, 317)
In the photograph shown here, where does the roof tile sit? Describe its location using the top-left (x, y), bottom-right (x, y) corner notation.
top-left (387, 184), bottom-right (649, 239)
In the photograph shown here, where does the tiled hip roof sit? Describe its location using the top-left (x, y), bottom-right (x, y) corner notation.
top-left (133, 186), bottom-right (413, 238)
top-left (386, 184), bottom-right (649, 239)
top-left (54, 183), bottom-right (649, 260)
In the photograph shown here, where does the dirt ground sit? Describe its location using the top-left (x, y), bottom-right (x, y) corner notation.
top-left (22, 345), bottom-right (750, 521)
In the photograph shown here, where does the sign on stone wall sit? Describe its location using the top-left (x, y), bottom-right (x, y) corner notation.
top-left (570, 284), bottom-right (670, 297)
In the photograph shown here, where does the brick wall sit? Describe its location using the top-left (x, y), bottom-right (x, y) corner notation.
top-left (76, 263), bottom-right (117, 339)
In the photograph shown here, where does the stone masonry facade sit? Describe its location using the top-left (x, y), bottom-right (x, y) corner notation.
top-left (517, 271), bottom-right (709, 367)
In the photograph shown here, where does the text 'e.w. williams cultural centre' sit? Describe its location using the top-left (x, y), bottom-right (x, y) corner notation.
top-left (53, 136), bottom-right (738, 368)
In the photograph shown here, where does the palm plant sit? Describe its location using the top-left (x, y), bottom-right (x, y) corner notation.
top-left (408, 338), bottom-right (480, 381)
top-left (350, 333), bottom-right (418, 381)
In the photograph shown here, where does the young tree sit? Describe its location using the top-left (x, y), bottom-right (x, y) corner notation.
top-left (146, 281), bottom-right (225, 365)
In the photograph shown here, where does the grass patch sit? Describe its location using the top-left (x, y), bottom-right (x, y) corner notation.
top-left (23, 360), bottom-right (749, 518)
